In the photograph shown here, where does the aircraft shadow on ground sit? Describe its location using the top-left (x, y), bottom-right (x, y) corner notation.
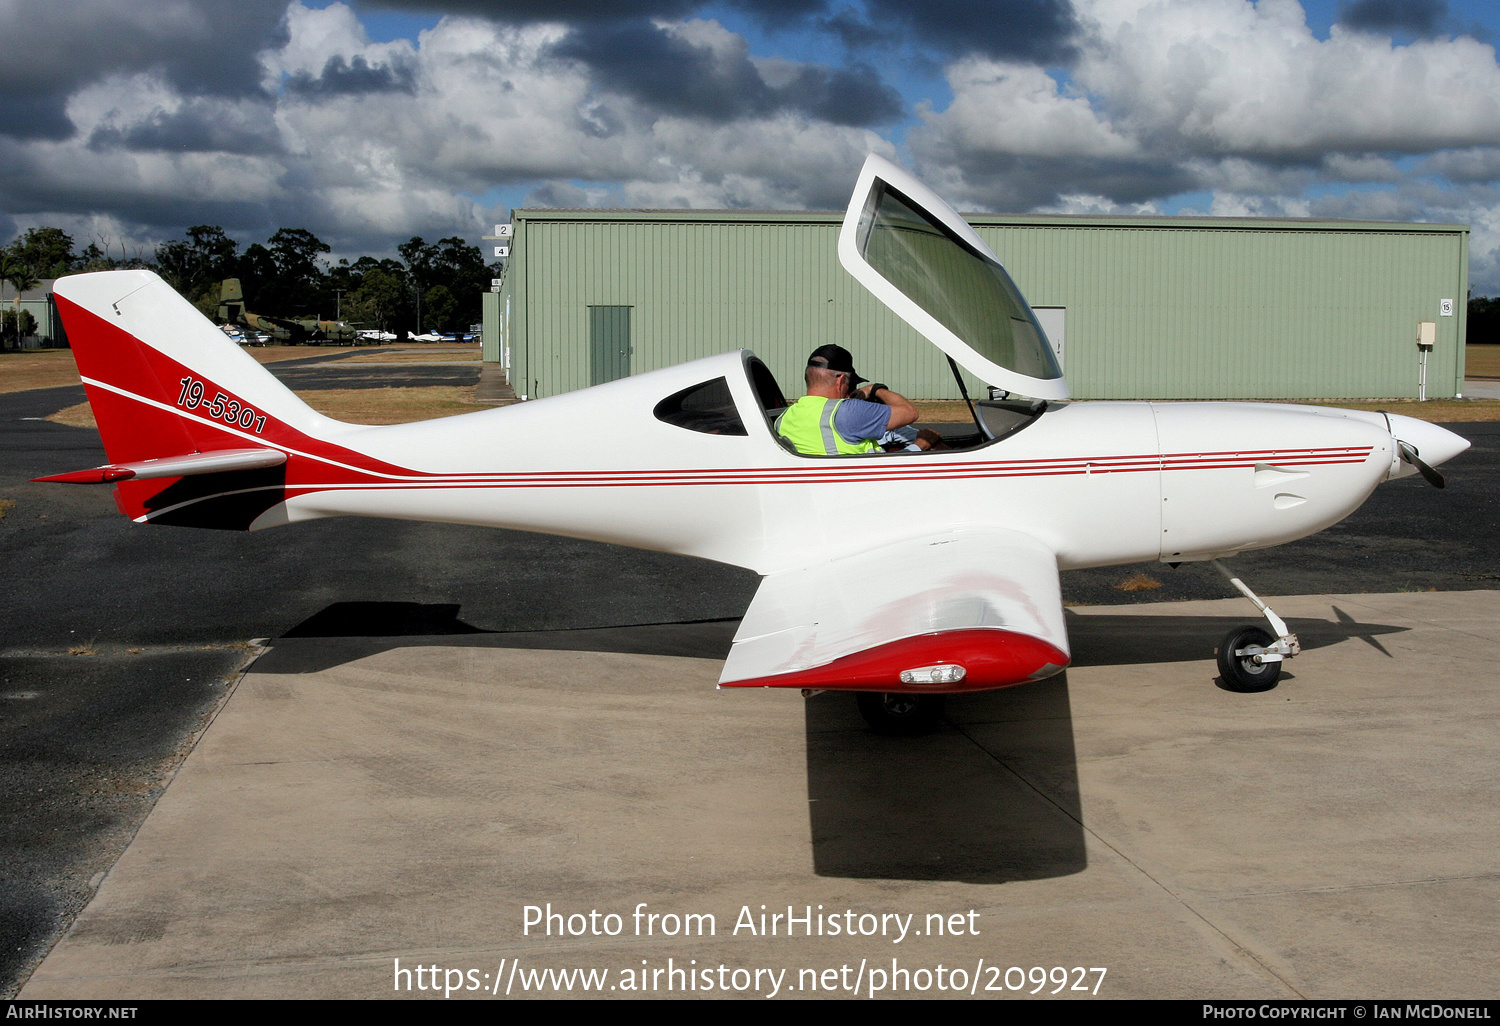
top-left (803, 609), bottom-right (1404, 884)
top-left (255, 601), bottom-right (1406, 886)
top-left (259, 601), bottom-right (1407, 676)
top-left (254, 601), bottom-right (741, 674)
top-left (804, 678), bottom-right (1087, 884)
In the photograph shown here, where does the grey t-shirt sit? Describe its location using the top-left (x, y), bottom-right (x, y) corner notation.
top-left (832, 398), bottom-right (892, 443)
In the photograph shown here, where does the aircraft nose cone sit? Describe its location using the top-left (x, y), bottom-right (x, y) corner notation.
top-left (1387, 414), bottom-right (1471, 468)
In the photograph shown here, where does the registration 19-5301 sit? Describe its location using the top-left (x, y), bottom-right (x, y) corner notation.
top-left (177, 376), bottom-right (267, 434)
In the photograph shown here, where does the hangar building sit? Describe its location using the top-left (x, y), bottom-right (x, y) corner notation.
top-left (481, 209), bottom-right (1469, 403)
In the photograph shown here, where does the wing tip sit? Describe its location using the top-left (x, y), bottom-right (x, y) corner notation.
top-left (720, 627), bottom-right (1070, 694)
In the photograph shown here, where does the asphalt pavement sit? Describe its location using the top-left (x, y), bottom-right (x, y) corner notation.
top-left (265, 362), bottom-right (480, 390)
top-left (0, 381), bottom-right (1495, 995)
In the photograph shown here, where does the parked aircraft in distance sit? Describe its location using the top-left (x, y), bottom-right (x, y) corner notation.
top-left (217, 279), bottom-right (360, 344)
top-left (38, 155), bottom-right (1468, 731)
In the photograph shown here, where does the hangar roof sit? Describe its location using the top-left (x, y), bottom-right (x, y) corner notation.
top-left (515, 208), bottom-right (1468, 234)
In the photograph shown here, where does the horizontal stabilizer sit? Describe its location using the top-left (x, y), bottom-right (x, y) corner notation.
top-left (34, 447), bottom-right (287, 485)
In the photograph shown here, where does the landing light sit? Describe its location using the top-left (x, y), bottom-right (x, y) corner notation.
top-left (899, 664), bottom-right (966, 685)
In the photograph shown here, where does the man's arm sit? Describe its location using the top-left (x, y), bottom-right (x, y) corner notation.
top-left (860, 384), bottom-right (919, 431)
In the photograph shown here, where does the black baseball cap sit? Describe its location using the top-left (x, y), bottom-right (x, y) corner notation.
top-left (807, 344), bottom-right (866, 384)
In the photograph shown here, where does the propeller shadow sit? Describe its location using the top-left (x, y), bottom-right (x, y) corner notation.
top-left (1064, 610), bottom-right (1406, 668)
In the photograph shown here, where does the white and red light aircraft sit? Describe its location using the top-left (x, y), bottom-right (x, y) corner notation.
top-left (38, 155), bottom-right (1468, 731)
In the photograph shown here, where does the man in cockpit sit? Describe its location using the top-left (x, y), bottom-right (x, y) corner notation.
top-left (774, 344), bottom-right (928, 455)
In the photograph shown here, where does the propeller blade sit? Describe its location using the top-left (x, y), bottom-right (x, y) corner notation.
top-left (1398, 440), bottom-right (1446, 489)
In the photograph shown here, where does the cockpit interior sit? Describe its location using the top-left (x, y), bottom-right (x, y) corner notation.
top-left (651, 353), bottom-right (1049, 457)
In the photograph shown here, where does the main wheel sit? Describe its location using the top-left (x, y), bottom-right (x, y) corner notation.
top-left (855, 691), bottom-right (945, 735)
top-left (1216, 625), bottom-right (1282, 692)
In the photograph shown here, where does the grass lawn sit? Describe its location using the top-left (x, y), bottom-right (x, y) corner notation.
top-left (1465, 343), bottom-right (1500, 379)
top-left (0, 349), bottom-right (81, 392)
top-left (0, 342), bottom-right (483, 394)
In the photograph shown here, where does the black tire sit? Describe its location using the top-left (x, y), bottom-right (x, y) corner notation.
top-left (1216, 625), bottom-right (1282, 692)
top-left (855, 691), bottom-right (945, 735)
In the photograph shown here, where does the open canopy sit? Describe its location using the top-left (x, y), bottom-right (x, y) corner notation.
top-left (837, 154), bottom-right (1069, 401)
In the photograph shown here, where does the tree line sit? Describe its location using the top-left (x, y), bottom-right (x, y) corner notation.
top-left (1470, 295), bottom-right (1500, 345)
top-left (4, 222), bottom-right (1499, 344)
top-left (0, 225), bottom-right (503, 341)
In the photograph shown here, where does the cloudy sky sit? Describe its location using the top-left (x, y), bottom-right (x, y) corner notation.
top-left (3, 0), bottom-right (1500, 290)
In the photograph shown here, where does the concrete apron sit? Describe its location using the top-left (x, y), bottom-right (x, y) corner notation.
top-left (22, 591), bottom-right (1500, 1000)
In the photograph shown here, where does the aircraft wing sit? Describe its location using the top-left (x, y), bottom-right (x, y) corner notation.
top-left (720, 529), bottom-right (1070, 692)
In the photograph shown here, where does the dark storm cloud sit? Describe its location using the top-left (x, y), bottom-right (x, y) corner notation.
top-left (549, 19), bottom-right (901, 125)
top-left (1336, 0), bottom-right (1449, 37)
top-left (371, 0), bottom-right (1078, 62)
top-left (824, 0), bottom-right (1078, 64)
top-left (0, 170), bottom-right (274, 235)
top-left (87, 104), bottom-right (283, 156)
top-left (0, 0), bottom-right (289, 141)
top-left (287, 55), bottom-right (419, 96)
top-left (0, 94), bottom-right (77, 141)
top-left (361, 0), bottom-right (825, 24)
top-left (799, 63), bottom-right (903, 125)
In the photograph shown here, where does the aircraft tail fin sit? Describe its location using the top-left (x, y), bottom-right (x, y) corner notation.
top-left (218, 277), bottom-right (244, 324)
top-left (45, 270), bottom-right (336, 529)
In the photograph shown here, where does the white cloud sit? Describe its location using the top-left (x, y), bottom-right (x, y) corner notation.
top-left (1465, 202), bottom-right (1500, 296)
top-left (1036, 193), bottom-right (1162, 214)
top-left (0, 2), bottom-right (904, 252)
top-left (915, 59), bottom-right (1137, 162)
top-left (1072, 0), bottom-right (1500, 157)
top-left (265, 6), bottom-right (891, 222)
top-left (260, 0), bottom-right (394, 79)
top-left (916, 0), bottom-right (1500, 179)
top-left (906, 0), bottom-right (1500, 290)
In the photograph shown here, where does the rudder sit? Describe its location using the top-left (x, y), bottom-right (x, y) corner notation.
top-left (49, 271), bottom-right (333, 528)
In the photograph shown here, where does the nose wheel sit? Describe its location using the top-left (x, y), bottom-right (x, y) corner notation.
top-left (1216, 624), bottom-right (1283, 691)
top-left (1210, 560), bottom-right (1300, 693)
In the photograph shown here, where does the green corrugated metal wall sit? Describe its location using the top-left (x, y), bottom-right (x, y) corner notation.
top-left (481, 290), bottom-right (501, 363)
top-left (496, 209), bottom-right (1468, 402)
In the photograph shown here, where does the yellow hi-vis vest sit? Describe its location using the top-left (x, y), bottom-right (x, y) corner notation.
top-left (774, 396), bottom-right (879, 455)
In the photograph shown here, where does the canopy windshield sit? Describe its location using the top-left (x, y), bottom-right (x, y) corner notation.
top-left (858, 181), bottom-right (1062, 382)
top-left (837, 154), bottom-right (1069, 400)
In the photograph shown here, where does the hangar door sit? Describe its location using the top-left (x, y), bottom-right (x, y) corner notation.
top-left (1033, 307), bottom-right (1065, 371)
top-left (589, 305), bottom-right (632, 385)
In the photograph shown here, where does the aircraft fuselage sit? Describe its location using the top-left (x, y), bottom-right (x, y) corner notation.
top-left (253, 352), bottom-right (1450, 578)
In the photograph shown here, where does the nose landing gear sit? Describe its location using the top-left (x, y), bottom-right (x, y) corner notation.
top-left (1211, 560), bottom-right (1301, 692)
